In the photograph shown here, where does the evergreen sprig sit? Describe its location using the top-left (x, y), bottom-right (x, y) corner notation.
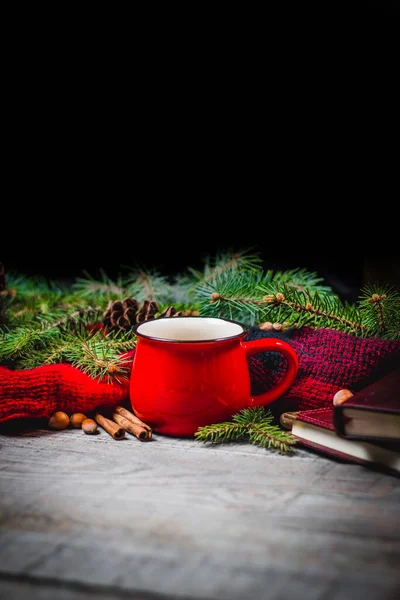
top-left (72, 249), bottom-right (262, 310)
top-left (195, 407), bottom-right (296, 454)
top-left (202, 249), bottom-right (262, 280)
top-left (169, 248), bottom-right (261, 305)
top-left (195, 268), bottom-right (334, 326)
top-left (74, 270), bottom-right (125, 301)
top-left (1, 251), bottom-right (398, 378)
top-left (64, 330), bottom-right (135, 382)
top-left (0, 305), bottom-right (104, 361)
top-left (2, 325), bottom-right (136, 381)
top-left (4, 273), bottom-right (99, 327)
top-left (75, 268), bottom-right (173, 306)
top-left (196, 269), bottom-right (399, 339)
top-left (358, 284), bottom-right (400, 340)
top-left (269, 268), bottom-right (332, 294)
top-left (260, 285), bottom-right (366, 335)
top-left (196, 270), bottom-right (266, 324)
top-left (124, 269), bottom-right (172, 304)
top-left (0, 327), bottom-right (62, 362)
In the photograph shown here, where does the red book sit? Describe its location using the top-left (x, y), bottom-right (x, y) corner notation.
top-left (292, 406), bottom-right (400, 474)
top-left (333, 368), bottom-right (400, 442)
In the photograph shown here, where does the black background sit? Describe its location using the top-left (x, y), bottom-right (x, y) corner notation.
top-left (2, 199), bottom-right (399, 304)
top-left (365, 0), bottom-right (399, 13)
top-left (2, 130), bottom-right (400, 303)
top-left (2, 0), bottom-right (399, 299)
top-left (2, 128), bottom-right (399, 304)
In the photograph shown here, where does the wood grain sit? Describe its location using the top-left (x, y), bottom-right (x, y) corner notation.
top-left (0, 428), bottom-right (399, 600)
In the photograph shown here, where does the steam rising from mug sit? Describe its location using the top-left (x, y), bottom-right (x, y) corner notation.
top-left (130, 317), bottom-right (298, 436)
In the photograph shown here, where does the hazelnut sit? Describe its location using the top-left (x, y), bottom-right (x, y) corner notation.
top-left (259, 322), bottom-right (273, 330)
top-left (279, 411), bottom-right (300, 430)
top-left (48, 411), bottom-right (70, 430)
top-left (70, 413), bottom-right (87, 428)
top-left (333, 389), bottom-right (354, 406)
top-left (82, 418), bottom-right (98, 434)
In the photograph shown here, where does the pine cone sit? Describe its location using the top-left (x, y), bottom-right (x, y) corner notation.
top-left (103, 298), bottom-right (141, 331)
top-left (159, 306), bottom-right (182, 318)
top-left (136, 300), bottom-right (159, 324)
top-left (103, 298), bottom-right (182, 331)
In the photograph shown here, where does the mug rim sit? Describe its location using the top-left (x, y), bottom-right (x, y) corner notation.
top-left (134, 316), bottom-right (246, 344)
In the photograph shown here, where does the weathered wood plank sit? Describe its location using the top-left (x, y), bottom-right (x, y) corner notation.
top-left (0, 428), bottom-right (399, 600)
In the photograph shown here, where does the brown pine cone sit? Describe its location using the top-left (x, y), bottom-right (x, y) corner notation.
top-left (136, 300), bottom-right (159, 324)
top-left (103, 298), bottom-right (141, 331)
top-left (103, 298), bottom-right (183, 331)
top-left (158, 306), bottom-right (182, 318)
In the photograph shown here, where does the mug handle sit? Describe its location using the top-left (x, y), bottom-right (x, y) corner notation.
top-left (241, 338), bottom-right (298, 407)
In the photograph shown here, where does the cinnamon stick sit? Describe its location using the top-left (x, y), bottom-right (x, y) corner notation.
top-left (112, 412), bottom-right (151, 441)
top-left (114, 406), bottom-right (152, 435)
top-left (95, 413), bottom-right (125, 440)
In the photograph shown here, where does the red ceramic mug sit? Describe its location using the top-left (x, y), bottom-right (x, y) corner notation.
top-left (130, 317), bottom-right (298, 436)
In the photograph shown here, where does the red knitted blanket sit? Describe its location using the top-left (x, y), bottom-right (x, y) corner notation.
top-left (0, 328), bottom-right (399, 424)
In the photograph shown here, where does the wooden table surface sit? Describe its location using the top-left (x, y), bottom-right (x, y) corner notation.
top-left (0, 427), bottom-right (399, 600)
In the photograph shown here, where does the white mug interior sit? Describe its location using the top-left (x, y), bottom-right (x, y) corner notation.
top-left (136, 317), bottom-right (244, 342)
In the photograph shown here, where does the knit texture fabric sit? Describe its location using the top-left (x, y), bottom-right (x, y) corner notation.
top-left (0, 329), bottom-right (399, 424)
top-left (246, 327), bottom-right (400, 412)
top-left (0, 353), bottom-right (133, 424)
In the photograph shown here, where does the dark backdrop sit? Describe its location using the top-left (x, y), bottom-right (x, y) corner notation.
top-left (2, 209), bottom-right (399, 303)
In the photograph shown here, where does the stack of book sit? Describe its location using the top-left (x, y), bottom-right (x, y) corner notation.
top-left (287, 368), bottom-right (400, 474)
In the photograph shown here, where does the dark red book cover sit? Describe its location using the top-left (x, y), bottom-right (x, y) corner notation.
top-left (333, 368), bottom-right (400, 442)
top-left (292, 407), bottom-right (400, 474)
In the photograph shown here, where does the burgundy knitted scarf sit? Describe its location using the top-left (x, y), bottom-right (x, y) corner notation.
top-left (0, 328), bottom-right (399, 425)
top-left (246, 327), bottom-right (400, 414)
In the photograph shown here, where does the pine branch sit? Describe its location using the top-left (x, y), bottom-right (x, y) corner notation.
top-left (0, 300), bottom-right (130, 373)
top-left (195, 268), bottom-right (335, 326)
top-left (0, 327), bottom-right (62, 362)
top-left (270, 268), bottom-right (333, 294)
top-left (358, 284), bottom-right (400, 340)
top-left (261, 286), bottom-right (367, 335)
top-left (41, 306), bottom-right (102, 330)
top-left (0, 262), bottom-right (13, 324)
top-left (124, 269), bottom-right (172, 304)
top-left (2, 261), bottom-right (398, 379)
top-left (167, 249), bottom-right (260, 305)
top-left (247, 422), bottom-right (297, 452)
top-left (73, 270), bottom-right (125, 301)
top-left (20, 339), bottom-right (76, 369)
top-left (4, 273), bottom-right (58, 296)
top-left (195, 407), bottom-right (296, 454)
top-left (66, 331), bottom-right (135, 382)
top-left (3, 272), bottom-right (99, 327)
top-left (19, 329), bottom-right (136, 380)
top-left (196, 270), bottom-right (266, 324)
top-left (196, 269), bottom-right (373, 335)
top-left (233, 407), bottom-right (296, 452)
top-left (178, 249), bottom-right (262, 295)
top-left (204, 248), bottom-right (262, 280)
top-left (194, 422), bottom-right (248, 444)
top-left (168, 273), bottom-right (199, 304)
